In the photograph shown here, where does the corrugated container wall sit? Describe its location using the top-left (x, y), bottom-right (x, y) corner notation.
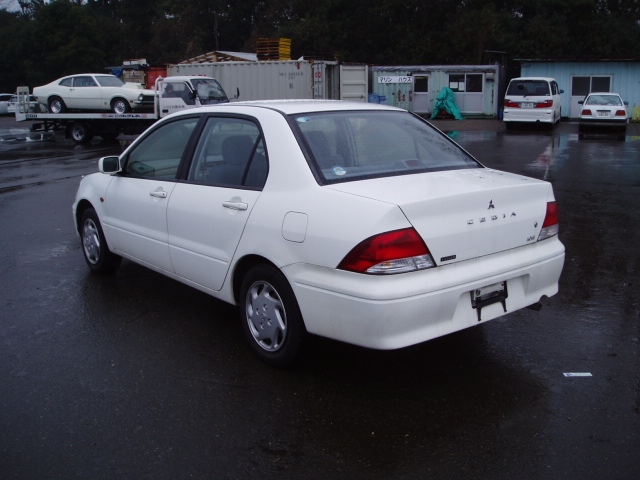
top-left (147, 66), bottom-right (168, 89)
top-left (168, 61), bottom-right (314, 101)
top-left (521, 61), bottom-right (640, 118)
top-left (371, 65), bottom-right (500, 118)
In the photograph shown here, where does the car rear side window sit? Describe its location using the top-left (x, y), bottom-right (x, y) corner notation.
top-left (125, 117), bottom-right (199, 179)
top-left (293, 111), bottom-right (480, 184)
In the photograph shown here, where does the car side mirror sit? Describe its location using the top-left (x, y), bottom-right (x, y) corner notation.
top-left (559, 89), bottom-right (564, 94)
top-left (99, 156), bottom-right (121, 174)
top-left (624, 101), bottom-right (629, 105)
top-left (578, 100), bottom-right (583, 105)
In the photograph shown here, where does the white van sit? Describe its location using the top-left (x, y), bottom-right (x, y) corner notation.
top-left (503, 77), bottom-right (563, 127)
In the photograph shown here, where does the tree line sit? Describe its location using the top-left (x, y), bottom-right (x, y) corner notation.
top-left (1, 0), bottom-right (640, 92)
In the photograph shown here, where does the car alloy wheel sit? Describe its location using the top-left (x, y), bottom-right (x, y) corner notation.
top-left (49, 97), bottom-right (66, 114)
top-left (112, 98), bottom-right (130, 114)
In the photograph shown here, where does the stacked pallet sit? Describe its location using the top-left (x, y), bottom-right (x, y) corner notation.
top-left (257, 38), bottom-right (292, 61)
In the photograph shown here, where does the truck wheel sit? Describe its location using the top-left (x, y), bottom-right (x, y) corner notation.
top-left (111, 98), bottom-right (131, 114)
top-left (48, 96), bottom-right (67, 114)
top-left (69, 121), bottom-right (94, 144)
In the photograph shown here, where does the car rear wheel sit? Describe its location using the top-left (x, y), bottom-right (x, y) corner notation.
top-left (239, 264), bottom-right (307, 367)
top-left (111, 98), bottom-right (131, 114)
top-left (80, 208), bottom-right (121, 274)
top-left (48, 96), bottom-right (67, 114)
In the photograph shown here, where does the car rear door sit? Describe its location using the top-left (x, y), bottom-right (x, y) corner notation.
top-left (102, 116), bottom-right (201, 273)
top-left (167, 115), bottom-right (267, 291)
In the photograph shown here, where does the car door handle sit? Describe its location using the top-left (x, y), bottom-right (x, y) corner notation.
top-left (222, 201), bottom-right (248, 211)
top-left (149, 190), bottom-right (168, 198)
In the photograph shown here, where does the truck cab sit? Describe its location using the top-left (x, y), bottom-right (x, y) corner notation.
top-left (157, 76), bottom-right (231, 117)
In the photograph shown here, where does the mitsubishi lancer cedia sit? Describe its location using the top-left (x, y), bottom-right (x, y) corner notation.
top-left (73, 100), bottom-right (565, 366)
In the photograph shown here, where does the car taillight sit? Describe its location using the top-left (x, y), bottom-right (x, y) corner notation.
top-left (504, 100), bottom-right (519, 108)
top-left (582, 109), bottom-right (592, 116)
top-left (615, 110), bottom-right (626, 117)
top-left (338, 228), bottom-right (436, 274)
top-left (536, 100), bottom-right (553, 108)
top-left (538, 201), bottom-right (559, 241)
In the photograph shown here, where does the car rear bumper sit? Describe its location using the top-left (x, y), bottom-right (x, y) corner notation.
top-left (504, 108), bottom-right (555, 123)
top-left (285, 238), bottom-right (565, 350)
top-left (579, 118), bottom-right (627, 128)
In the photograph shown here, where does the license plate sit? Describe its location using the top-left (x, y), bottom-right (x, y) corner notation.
top-left (471, 281), bottom-right (508, 321)
top-left (597, 111), bottom-right (610, 117)
top-left (521, 102), bottom-right (534, 108)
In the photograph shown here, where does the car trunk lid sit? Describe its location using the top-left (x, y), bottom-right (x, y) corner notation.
top-left (326, 168), bottom-right (554, 264)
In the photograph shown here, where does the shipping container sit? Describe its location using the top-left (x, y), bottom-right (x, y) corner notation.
top-left (371, 65), bottom-right (501, 118)
top-left (146, 66), bottom-right (168, 89)
top-left (518, 59), bottom-right (640, 118)
top-left (167, 61), bottom-right (369, 103)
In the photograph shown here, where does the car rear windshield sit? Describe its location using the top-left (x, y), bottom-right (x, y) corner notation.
top-left (292, 110), bottom-right (481, 184)
top-left (585, 94), bottom-right (622, 106)
top-left (507, 80), bottom-right (550, 96)
top-left (96, 76), bottom-right (125, 87)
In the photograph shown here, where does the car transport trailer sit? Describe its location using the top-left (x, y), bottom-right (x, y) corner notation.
top-left (13, 76), bottom-right (234, 144)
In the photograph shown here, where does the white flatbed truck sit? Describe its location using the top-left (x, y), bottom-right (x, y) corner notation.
top-left (14, 76), bottom-right (235, 144)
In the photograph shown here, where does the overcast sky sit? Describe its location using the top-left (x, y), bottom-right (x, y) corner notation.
top-left (0, 0), bottom-right (20, 12)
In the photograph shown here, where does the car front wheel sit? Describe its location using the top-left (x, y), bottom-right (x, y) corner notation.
top-left (111, 98), bottom-right (131, 114)
top-left (239, 264), bottom-right (307, 367)
top-left (80, 208), bottom-right (121, 274)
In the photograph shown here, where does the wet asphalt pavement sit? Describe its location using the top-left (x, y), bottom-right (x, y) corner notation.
top-left (0, 115), bottom-right (639, 479)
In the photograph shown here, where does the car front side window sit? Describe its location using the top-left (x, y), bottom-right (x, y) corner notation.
top-left (187, 117), bottom-right (268, 189)
top-left (125, 117), bottom-right (200, 179)
top-left (73, 76), bottom-right (98, 87)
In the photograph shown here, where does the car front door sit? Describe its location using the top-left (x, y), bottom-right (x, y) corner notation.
top-left (102, 116), bottom-right (201, 273)
top-left (68, 75), bottom-right (102, 109)
top-left (167, 115), bottom-right (268, 291)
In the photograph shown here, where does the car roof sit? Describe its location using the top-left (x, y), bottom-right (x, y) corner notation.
top-left (62, 73), bottom-right (116, 78)
top-left (162, 76), bottom-right (216, 82)
top-left (173, 99), bottom-right (405, 116)
top-left (509, 77), bottom-right (556, 82)
top-left (587, 92), bottom-right (622, 96)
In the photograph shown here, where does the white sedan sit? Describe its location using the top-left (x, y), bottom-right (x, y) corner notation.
top-left (7, 94), bottom-right (39, 113)
top-left (578, 92), bottom-right (629, 132)
top-left (33, 73), bottom-right (155, 114)
top-left (73, 101), bottom-right (565, 366)
top-left (0, 93), bottom-right (13, 115)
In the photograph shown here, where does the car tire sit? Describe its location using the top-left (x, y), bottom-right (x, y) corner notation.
top-left (69, 121), bottom-right (94, 144)
top-left (80, 207), bottom-right (121, 274)
top-left (239, 264), bottom-right (307, 367)
top-left (111, 98), bottom-right (131, 114)
top-left (48, 96), bottom-right (67, 114)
